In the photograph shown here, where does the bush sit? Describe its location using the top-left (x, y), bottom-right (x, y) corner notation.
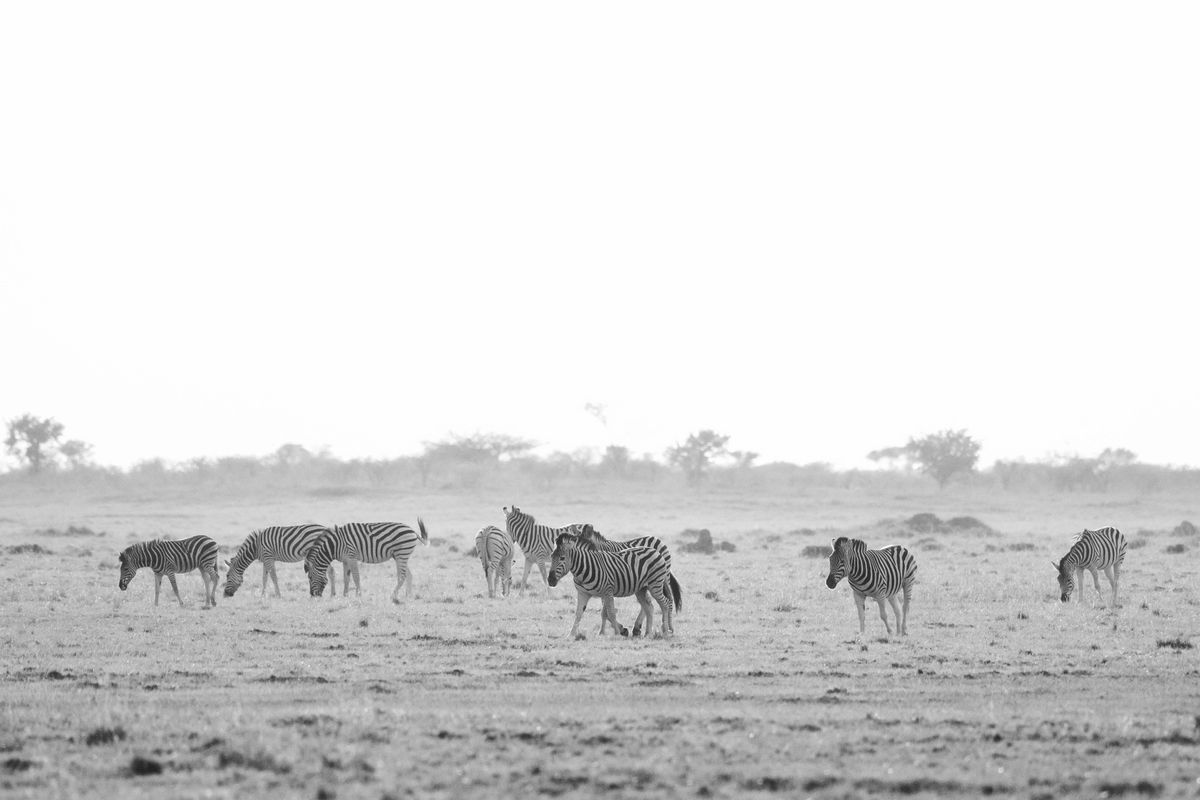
top-left (1171, 521), bottom-right (1197, 537)
top-left (1165, 544), bottom-right (1187, 554)
top-left (801, 545), bottom-right (829, 558)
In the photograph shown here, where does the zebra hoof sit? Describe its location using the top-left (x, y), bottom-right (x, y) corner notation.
top-left (619, 626), bottom-right (630, 637)
top-left (574, 632), bottom-right (587, 641)
top-left (632, 625), bottom-right (643, 637)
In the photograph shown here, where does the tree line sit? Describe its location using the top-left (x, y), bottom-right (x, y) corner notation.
top-left (4, 413), bottom-right (1197, 494)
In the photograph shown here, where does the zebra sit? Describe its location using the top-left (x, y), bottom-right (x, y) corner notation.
top-left (118, 535), bottom-right (220, 608)
top-left (223, 524), bottom-right (336, 598)
top-left (304, 520), bottom-right (428, 602)
top-left (1053, 526), bottom-right (1126, 606)
top-left (825, 536), bottom-right (916, 636)
top-left (475, 525), bottom-right (515, 598)
top-left (547, 532), bottom-right (673, 639)
top-left (502, 505), bottom-right (586, 596)
top-left (576, 524), bottom-right (683, 635)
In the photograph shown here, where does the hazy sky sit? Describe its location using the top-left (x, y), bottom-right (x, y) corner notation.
top-left (2, 3), bottom-right (1197, 470)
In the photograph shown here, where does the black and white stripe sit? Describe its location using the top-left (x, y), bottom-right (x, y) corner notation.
top-left (577, 524), bottom-right (682, 634)
top-left (304, 520), bottom-right (428, 601)
top-left (224, 524), bottom-right (335, 598)
top-left (502, 505), bottom-right (585, 595)
top-left (475, 525), bottom-right (515, 598)
top-left (825, 536), bottom-right (916, 636)
top-left (1054, 526), bottom-right (1126, 606)
top-left (547, 533), bottom-right (673, 639)
top-left (118, 535), bottom-right (220, 608)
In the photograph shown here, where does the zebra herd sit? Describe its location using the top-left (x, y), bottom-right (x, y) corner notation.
top-left (114, 510), bottom-right (1130, 638)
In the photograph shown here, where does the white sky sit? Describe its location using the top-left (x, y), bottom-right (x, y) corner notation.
top-left (2, 3), bottom-right (1198, 470)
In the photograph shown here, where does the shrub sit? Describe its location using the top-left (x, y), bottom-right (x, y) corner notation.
top-left (801, 545), bottom-right (829, 558)
top-left (1166, 544), bottom-right (1187, 554)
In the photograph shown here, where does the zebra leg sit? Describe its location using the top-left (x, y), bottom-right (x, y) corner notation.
top-left (268, 563), bottom-right (282, 598)
top-left (167, 573), bottom-right (184, 607)
top-left (406, 566), bottom-right (414, 598)
top-left (327, 565), bottom-right (336, 597)
top-left (634, 589), bottom-right (654, 638)
top-left (486, 564), bottom-right (495, 598)
top-left (1075, 568), bottom-right (1085, 603)
top-left (651, 585), bottom-right (672, 637)
top-left (260, 561), bottom-right (271, 597)
top-left (1103, 565), bottom-right (1118, 608)
top-left (391, 558), bottom-right (409, 603)
top-left (1089, 567), bottom-right (1102, 603)
top-left (601, 595), bottom-right (628, 636)
top-left (153, 572), bottom-right (163, 606)
top-left (853, 591), bottom-right (867, 636)
top-left (570, 589), bottom-right (590, 638)
top-left (1111, 563), bottom-right (1121, 607)
top-left (901, 585), bottom-right (912, 635)
top-left (536, 560), bottom-right (552, 596)
top-left (886, 595), bottom-right (904, 636)
top-left (875, 598), bottom-right (892, 635)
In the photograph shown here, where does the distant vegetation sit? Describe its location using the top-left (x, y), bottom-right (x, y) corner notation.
top-left (3, 415), bottom-right (1199, 495)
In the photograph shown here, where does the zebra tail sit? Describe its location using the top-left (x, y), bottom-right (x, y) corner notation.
top-left (417, 517), bottom-right (429, 545)
top-left (669, 574), bottom-right (682, 613)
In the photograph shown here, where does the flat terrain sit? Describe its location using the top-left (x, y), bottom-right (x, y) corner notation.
top-left (2, 482), bottom-right (1199, 799)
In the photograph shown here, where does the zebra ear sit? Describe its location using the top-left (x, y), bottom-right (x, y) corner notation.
top-left (1050, 560), bottom-right (1059, 571)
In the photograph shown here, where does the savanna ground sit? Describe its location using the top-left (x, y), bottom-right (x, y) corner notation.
top-left (1, 481), bottom-right (1199, 799)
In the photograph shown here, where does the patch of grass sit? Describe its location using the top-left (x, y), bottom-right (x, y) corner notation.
top-left (1165, 544), bottom-right (1186, 554)
top-left (801, 545), bottom-right (828, 558)
top-left (128, 756), bottom-right (163, 776)
top-left (5, 544), bottom-right (53, 555)
top-left (1008, 542), bottom-right (1036, 551)
top-left (772, 604), bottom-right (797, 613)
top-left (1128, 538), bottom-right (1148, 549)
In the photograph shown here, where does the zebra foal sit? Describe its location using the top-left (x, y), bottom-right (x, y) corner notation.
top-left (825, 536), bottom-right (916, 636)
top-left (1053, 526), bottom-right (1126, 607)
top-left (548, 532), bottom-right (673, 639)
top-left (475, 525), bottom-right (515, 598)
top-left (118, 535), bottom-right (220, 608)
top-left (502, 505), bottom-right (586, 596)
top-left (305, 520), bottom-right (428, 602)
top-left (224, 524), bottom-right (335, 598)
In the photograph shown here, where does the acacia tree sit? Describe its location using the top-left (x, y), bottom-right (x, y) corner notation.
top-left (665, 430), bottom-right (730, 485)
top-left (5, 414), bottom-right (65, 473)
top-left (905, 429), bottom-right (981, 489)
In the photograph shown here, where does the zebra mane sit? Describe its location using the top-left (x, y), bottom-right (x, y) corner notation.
top-left (1070, 529), bottom-right (1089, 544)
top-left (833, 537), bottom-right (867, 556)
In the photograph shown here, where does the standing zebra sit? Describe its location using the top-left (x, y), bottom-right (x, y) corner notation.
top-left (1053, 526), bottom-right (1126, 606)
top-left (224, 524), bottom-right (336, 598)
top-left (304, 520), bottom-right (428, 602)
top-left (548, 532), bottom-right (673, 639)
top-left (825, 536), bottom-right (917, 636)
top-left (475, 525), bottom-right (515, 598)
top-left (502, 506), bottom-right (586, 596)
top-left (118, 536), bottom-right (220, 608)
top-left (576, 524), bottom-right (682, 634)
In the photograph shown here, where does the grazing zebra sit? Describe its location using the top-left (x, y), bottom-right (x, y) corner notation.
top-left (502, 505), bottom-right (586, 596)
top-left (576, 524), bottom-right (683, 635)
top-left (475, 525), bottom-right (515, 598)
top-left (118, 536), bottom-right (220, 608)
top-left (1053, 526), bottom-right (1126, 606)
top-left (825, 537), bottom-right (916, 636)
top-left (224, 524), bottom-right (336, 598)
top-left (304, 520), bottom-right (428, 602)
top-left (548, 532), bottom-right (673, 639)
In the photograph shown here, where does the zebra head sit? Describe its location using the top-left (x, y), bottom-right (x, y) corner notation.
top-left (304, 538), bottom-right (334, 597)
top-left (548, 533), bottom-right (578, 587)
top-left (117, 549), bottom-right (135, 590)
top-left (223, 560), bottom-right (244, 597)
top-left (825, 538), bottom-right (848, 589)
top-left (1053, 559), bottom-right (1073, 602)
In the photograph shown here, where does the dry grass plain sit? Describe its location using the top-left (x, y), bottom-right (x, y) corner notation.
top-left (1, 481), bottom-right (1199, 799)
